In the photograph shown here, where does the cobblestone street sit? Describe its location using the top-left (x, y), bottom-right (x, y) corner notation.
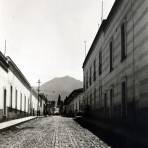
top-left (0, 116), bottom-right (110, 148)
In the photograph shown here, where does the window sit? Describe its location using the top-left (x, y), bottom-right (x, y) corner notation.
top-left (10, 86), bottom-right (13, 108)
top-left (40, 99), bottom-right (42, 107)
top-left (99, 51), bottom-right (102, 75)
top-left (24, 95), bottom-right (26, 112)
top-left (89, 67), bottom-right (92, 86)
top-left (94, 88), bottom-right (96, 109)
top-left (28, 98), bottom-right (30, 112)
top-left (15, 89), bottom-right (18, 109)
top-left (122, 80), bottom-right (127, 119)
top-left (84, 74), bottom-right (86, 91)
top-left (110, 40), bottom-right (113, 72)
top-left (90, 94), bottom-right (92, 109)
top-left (93, 60), bottom-right (96, 81)
top-left (110, 88), bottom-right (114, 118)
top-left (79, 100), bottom-right (81, 110)
top-left (3, 89), bottom-right (7, 116)
top-left (83, 75), bottom-right (85, 91)
top-left (99, 86), bottom-right (102, 106)
top-left (104, 93), bottom-right (107, 116)
top-left (86, 71), bottom-right (88, 89)
top-left (121, 22), bottom-right (126, 61)
top-left (20, 93), bottom-right (22, 111)
top-left (86, 95), bottom-right (88, 106)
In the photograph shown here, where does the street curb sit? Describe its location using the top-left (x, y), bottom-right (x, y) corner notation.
top-left (0, 116), bottom-right (37, 132)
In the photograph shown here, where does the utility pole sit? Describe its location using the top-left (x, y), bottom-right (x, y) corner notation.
top-left (101, 0), bottom-right (104, 23)
top-left (84, 41), bottom-right (87, 57)
top-left (37, 79), bottom-right (41, 116)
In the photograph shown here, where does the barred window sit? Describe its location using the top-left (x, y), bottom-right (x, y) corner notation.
top-left (89, 67), bottom-right (92, 86)
top-left (10, 86), bottom-right (13, 108)
top-left (20, 93), bottom-right (22, 111)
top-left (24, 95), bottom-right (26, 112)
top-left (121, 22), bottom-right (127, 61)
top-left (110, 87), bottom-right (114, 118)
top-left (110, 40), bottom-right (113, 72)
top-left (15, 89), bottom-right (18, 109)
top-left (94, 88), bottom-right (96, 109)
top-left (86, 71), bottom-right (88, 89)
top-left (104, 93), bottom-right (107, 115)
top-left (99, 51), bottom-right (102, 75)
top-left (99, 86), bottom-right (102, 106)
top-left (122, 80), bottom-right (127, 119)
top-left (93, 60), bottom-right (96, 81)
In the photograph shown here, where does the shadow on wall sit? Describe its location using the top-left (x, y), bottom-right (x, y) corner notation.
top-left (74, 116), bottom-right (148, 148)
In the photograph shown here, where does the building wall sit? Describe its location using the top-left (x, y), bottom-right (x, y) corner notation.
top-left (4, 69), bottom-right (31, 119)
top-left (83, 33), bottom-right (104, 111)
top-left (0, 66), bottom-right (9, 120)
top-left (0, 57), bottom-right (43, 121)
top-left (83, 0), bottom-right (148, 124)
top-left (40, 99), bottom-right (45, 115)
top-left (66, 93), bottom-right (83, 116)
top-left (8, 70), bottom-right (30, 111)
top-left (31, 93), bottom-right (38, 115)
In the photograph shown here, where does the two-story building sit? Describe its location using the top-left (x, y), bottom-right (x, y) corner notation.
top-left (83, 0), bottom-right (148, 125)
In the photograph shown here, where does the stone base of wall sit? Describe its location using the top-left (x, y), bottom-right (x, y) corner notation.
top-left (7, 107), bottom-right (29, 120)
top-left (0, 109), bottom-right (4, 122)
top-left (0, 107), bottom-right (29, 122)
top-left (85, 103), bottom-right (148, 128)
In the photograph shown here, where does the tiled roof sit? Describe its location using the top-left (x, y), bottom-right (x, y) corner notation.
top-left (64, 88), bottom-right (83, 105)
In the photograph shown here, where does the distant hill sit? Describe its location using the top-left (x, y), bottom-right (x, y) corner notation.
top-left (40, 76), bottom-right (83, 101)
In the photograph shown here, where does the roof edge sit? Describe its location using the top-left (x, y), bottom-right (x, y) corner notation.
top-left (82, 0), bottom-right (122, 69)
top-left (6, 56), bottom-right (31, 90)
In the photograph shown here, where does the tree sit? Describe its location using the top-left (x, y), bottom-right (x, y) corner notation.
top-left (57, 94), bottom-right (61, 107)
top-left (57, 94), bottom-right (64, 114)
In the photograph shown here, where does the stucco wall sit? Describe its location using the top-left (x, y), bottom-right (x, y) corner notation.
top-left (0, 66), bottom-right (9, 111)
top-left (7, 69), bottom-right (31, 113)
top-left (83, 0), bottom-right (148, 123)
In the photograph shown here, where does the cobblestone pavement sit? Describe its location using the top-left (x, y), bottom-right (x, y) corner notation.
top-left (0, 116), bottom-right (110, 148)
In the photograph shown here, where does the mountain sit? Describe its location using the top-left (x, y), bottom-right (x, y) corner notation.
top-left (40, 76), bottom-right (83, 101)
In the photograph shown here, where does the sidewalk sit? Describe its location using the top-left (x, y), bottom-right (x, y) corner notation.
top-left (0, 116), bottom-right (37, 131)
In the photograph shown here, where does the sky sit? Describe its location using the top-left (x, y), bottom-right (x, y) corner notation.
top-left (0, 0), bottom-right (115, 86)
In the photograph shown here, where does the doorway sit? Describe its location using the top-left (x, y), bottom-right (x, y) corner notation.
top-left (3, 89), bottom-right (7, 116)
top-left (122, 81), bottom-right (127, 119)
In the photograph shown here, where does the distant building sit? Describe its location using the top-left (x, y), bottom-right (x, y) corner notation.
top-left (83, 0), bottom-right (148, 125)
top-left (39, 93), bottom-right (48, 115)
top-left (0, 52), bottom-right (46, 121)
top-left (46, 100), bottom-right (56, 115)
top-left (64, 88), bottom-right (83, 116)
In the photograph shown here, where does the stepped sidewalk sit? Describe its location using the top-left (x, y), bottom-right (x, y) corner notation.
top-left (0, 116), bottom-right (37, 131)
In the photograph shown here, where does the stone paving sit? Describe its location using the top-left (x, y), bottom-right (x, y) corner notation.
top-left (0, 116), bottom-right (110, 148)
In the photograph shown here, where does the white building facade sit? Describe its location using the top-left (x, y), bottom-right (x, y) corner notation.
top-left (0, 52), bottom-right (45, 121)
top-left (64, 88), bottom-right (83, 116)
